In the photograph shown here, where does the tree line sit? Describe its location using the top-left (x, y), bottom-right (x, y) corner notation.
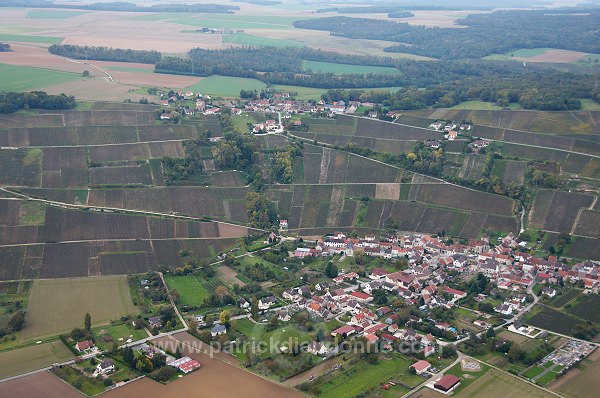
top-left (294, 9), bottom-right (600, 59)
top-left (49, 44), bottom-right (161, 64)
top-left (0, 91), bottom-right (76, 114)
top-left (0, 0), bottom-right (238, 13)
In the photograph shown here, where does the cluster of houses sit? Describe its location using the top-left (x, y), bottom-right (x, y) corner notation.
top-left (283, 232), bottom-right (600, 348)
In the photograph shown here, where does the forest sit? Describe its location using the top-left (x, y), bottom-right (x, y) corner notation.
top-left (294, 9), bottom-right (600, 59)
top-left (0, 43), bottom-right (11, 52)
top-left (48, 45), bottom-right (161, 64)
top-left (155, 46), bottom-right (599, 110)
top-left (0, 91), bottom-right (76, 113)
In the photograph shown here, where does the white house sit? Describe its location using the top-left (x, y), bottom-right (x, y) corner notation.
top-left (307, 341), bottom-right (329, 356)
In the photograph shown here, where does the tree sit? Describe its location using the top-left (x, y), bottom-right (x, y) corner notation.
top-left (82, 70), bottom-right (90, 77)
top-left (7, 311), bottom-right (25, 333)
top-left (508, 344), bottom-right (522, 363)
top-left (442, 345), bottom-right (457, 359)
top-left (325, 262), bottom-right (338, 278)
top-left (251, 298), bottom-right (259, 319)
top-left (219, 310), bottom-right (231, 325)
top-left (84, 313), bottom-right (91, 332)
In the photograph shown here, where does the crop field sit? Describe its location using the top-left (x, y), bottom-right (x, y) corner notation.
top-left (529, 190), bottom-right (594, 233)
top-left (41, 146), bottom-right (88, 188)
top-left (408, 176), bottom-right (515, 216)
top-left (492, 159), bottom-right (527, 184)
top-left (364, 199), bottom-right (474, 237)
top-left (294, 130), bottom-right (416, 154)
top-left (459, 154), bottom-right (486, 180)
top-left (0, 342), bottom-right (75, 380)
top-left (302, 60), bottom-right (401, 75)
top-left (357, 117), bottom-right (440, 140)
top-left (0, 148), bottom-right (41, 187)
top-left (89, 164), bottom-right (153, 186)
top-left (500, 143), bottom-right (570, 165)
top-left (223, 32), bottom-right (303, 48)
top-left (456, 369), bottom-right (554, 398)
top-left (22, 275), bottom-right (138, 340)
top-left (484, 48), bottom-right (590, 63)
top-left (0, 371), bottom-right (82, 398)
top-left (186, 75), bottom-right (267, 98)
top-left (26, 10), bottom-right (88, 19)
top-left (567, 237), bottom-right (600, 260)
top-left (0, 113), bottom-right (64, 128)
top-left (553, 349), bottom-right (600, 398)
top-left (525, 307), bottom-right (585, 336)
top-left (298, 145), bottom-right (401, 184)
top-left (88, 187), bottom-right (250, 221)
top-left (416, 109), bottom-right (600, 135)
top-left (0, 63), bottom-right (83, 92)
top-left (567, 294), bottom-right (600, 323)
top-left (573, 210), bottom-right (600, 238)
top-left (210, 171), bottom-right (245, 187)
top-left (0, 33), bottom-right (63, 44)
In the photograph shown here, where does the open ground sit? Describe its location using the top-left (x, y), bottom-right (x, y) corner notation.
top-left (102, 332), bottom-right (304, 398)
top-left (23, 275), bottom-right (138, 340)
top-left (0, 370), bottom-right (81, 397)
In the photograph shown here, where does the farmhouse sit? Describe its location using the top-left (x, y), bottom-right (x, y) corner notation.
top-left (211, 324), bottom-right (227, 337)
top-left (75, 340), bottom-right (95, 353)
top-left (307, 341), bottom-right (329, 356)
top-left (434, 374), bottom-right (460, 392)
top-left (331, 325), bottom-right (356, 338)
top-left (95, 359), bottom-right (115, 376)
top-left (259, 296), bottom-right (277, 310)
top-left (410, 360), bottom-right (432, 375)
top-left (169, 356), bottom-right (201, 374)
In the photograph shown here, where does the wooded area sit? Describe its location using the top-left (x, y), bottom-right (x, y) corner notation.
top-left (294, 10), bottom-right (600, 59)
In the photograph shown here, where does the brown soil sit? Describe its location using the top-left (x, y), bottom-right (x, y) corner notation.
top-left (0, 371), bottom-right (82, 398)
top-left (217, 265), bottom-right (246, 287)
top-left (102, 332), bottom-right (303, 398)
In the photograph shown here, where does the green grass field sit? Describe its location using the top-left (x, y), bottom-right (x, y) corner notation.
top-left (0, 33), bottom-right (63, 44)
top-left (450, 100), bottom-right (520, 110)
top-left (456, 369), bottom-right (554, 398)
top-left (0, 340), bottom-right (74, 379)
top-left (0, 63), bottom-right (82, 92)
top-left (164, 274), bottom-right (212, 307)
top-left (302, 60), bottom-right (401, 75)
top-left (23, 276), bottom-right (139, 340)
top-left (94, 323), bottom-right (148, 350)
top-left (167, 14), bottom-right (313, 30)
top-left (186, 75), bottom-right (267, 97)
top-left (579, 99), bottom-right (600, 111)
top-left (105, 65), bottom-right (153, 74)
top-left (26, 10), bottom-right (88, 19)
top-left (222, 33), bottom-right (303, 48)
top-left (484, 48), bottom-right (550, 61)
top-left (316, 355), bottom-right (415, 398)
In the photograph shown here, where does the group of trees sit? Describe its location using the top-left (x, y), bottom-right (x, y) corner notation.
top-left (0, 91), bottom-right (76, 114)
top-left (49, 44), bottom-right (161, 64)
top-left (245, 192), bottom-right (277, 229)
top-left (294, 10), bottom-right (600, 59)
top-left (244, 262), bottom-right (275, 282)
top-left (271, 143), bottom-right (302, 184)
top-left (0, 43), bottom-right (11, 52)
